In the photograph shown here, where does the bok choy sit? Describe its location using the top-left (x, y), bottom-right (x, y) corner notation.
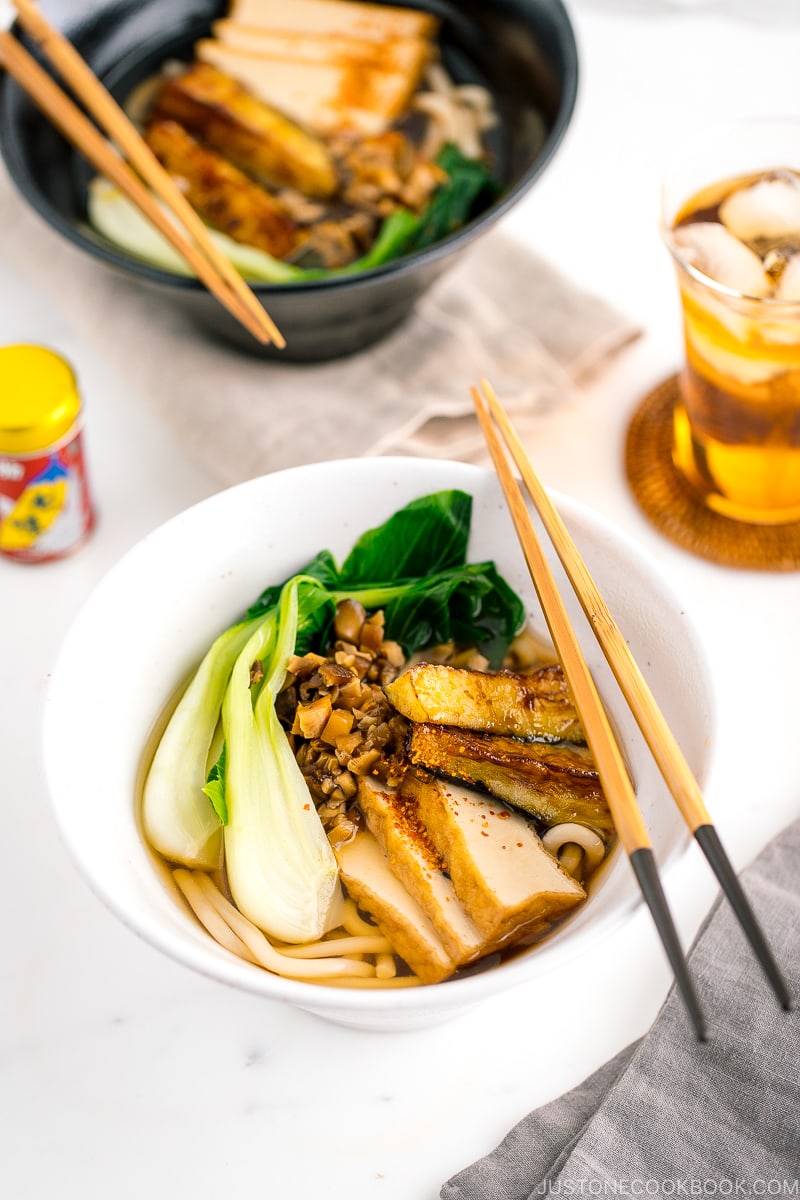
top-left (247, 490), bottom-right (524, 668)
top-left (222, 580), bottom-right (341, 943)
top-left (142, 615), bottom-right (260, 869)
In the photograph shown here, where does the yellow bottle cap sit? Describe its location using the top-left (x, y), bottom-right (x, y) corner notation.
top-left (0, 344), bottom-right (81, 455)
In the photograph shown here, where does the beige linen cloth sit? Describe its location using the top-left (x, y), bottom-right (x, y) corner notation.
top-left (1, 164), bottom-right (639, 484)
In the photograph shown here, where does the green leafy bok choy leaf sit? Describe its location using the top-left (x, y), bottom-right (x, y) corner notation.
top-left (246, 489), bottom-right (524, 664)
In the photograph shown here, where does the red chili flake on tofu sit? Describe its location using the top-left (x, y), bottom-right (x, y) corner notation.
top-left (387, 792), bottom-right (447, 872)
top-left (481, 830), bottom-right (489, 837)
top-left (303, 803), bottom-right (311, 811)
top-left (497, 811), bottom-right (510, 820)
top-left (517, 841), bottom-right (523, 847)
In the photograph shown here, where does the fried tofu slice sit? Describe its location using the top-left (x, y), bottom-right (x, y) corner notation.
top-left (211, 20), bottom-right (432, 74)
top-left (143, 119), bottom-right (302, 258)
top-left (209, 0), bottom-right (438, 134)
top-left (385, 662), bottom-right (585, 743)
top-left (402, 771), bottom-right (585, 942)
top-left (151, 62), bottom-right (338, 197)
top-left (227, 0), bottom-right (439, 42)
top-left (406, 723), bottom-right (615, 840)
top-left (357, 778), bottom-right (488, 965)
top-left (195, 40), bottom-right (429, 136)
top-left (333, 830), bottom-right (457, 984)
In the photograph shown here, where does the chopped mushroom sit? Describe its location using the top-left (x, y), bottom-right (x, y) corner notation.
top-left (279, 601), bottom-right (409, 840)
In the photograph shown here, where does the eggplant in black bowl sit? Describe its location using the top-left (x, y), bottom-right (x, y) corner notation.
top-left (0, 0), bottom-right (578, 361)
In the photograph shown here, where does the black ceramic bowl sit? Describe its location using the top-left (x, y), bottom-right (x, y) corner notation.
top-left (0, 0), bottom-right (578, 361)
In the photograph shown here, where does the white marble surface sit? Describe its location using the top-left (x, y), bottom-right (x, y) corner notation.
top-left (2, 3), bottom-right (800, 1197)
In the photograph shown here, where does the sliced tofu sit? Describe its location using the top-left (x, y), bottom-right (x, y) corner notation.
top-left (385, 662), bottom-right (585, 743)
top-left (407, 722), bottom-right (615, 840)
top-left (403, 771), bottom-right (586, 942)
top-left (226, 0), bottom-right (439, 42)
top-left (211, 20), bottom-right (432, 75)
top-left (194, 40), bottom-right (427, 135)
top-left (333, 830), bottom-right (457, 984)
top-left (143, 119), bottom-right (302, 257)
top-left (357, 778), bottom-right (487, 965)
top-left (152, 62), bottom-right (339, 196)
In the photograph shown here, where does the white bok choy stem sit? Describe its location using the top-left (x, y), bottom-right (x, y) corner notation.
top-left (222, 580), bottom-right (341, 944)
top-left (142, 615), bottom-right (263, 869)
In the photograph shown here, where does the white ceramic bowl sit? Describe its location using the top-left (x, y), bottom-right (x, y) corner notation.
top-left (43, 458), bottom-right (715, 1031)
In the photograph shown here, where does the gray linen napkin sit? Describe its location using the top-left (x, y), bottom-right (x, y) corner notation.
top-left (0, 163), bottom-right (639, 486)
top-left (442, 818), bottom-right (800, 1199)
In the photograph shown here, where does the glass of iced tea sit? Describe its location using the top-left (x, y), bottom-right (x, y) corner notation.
top-left (661, 117), bottom-right (800, 525)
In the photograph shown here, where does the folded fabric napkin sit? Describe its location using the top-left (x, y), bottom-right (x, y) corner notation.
top-left (0, 164), bottom-right (639, 486)
top-left (442, 817), bottom-right (800, 1198)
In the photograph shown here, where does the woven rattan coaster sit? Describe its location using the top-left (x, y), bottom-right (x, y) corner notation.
top-left (624, 374), bottom-right (800, 571)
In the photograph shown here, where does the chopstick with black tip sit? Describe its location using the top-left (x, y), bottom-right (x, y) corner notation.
top-left (9, 0), bottom-right (284, 348)
top-left (475, 377), bottom-right (791, 1013)
top-left (470, 384), bottom-right (706, 1041)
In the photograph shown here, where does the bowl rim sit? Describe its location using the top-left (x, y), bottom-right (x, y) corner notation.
top-left (41, 458), bottom-right (714, 1019)
top-left (0, 0), bottom-right (579, 295)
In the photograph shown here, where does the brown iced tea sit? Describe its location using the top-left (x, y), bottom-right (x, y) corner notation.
top-left (666, 168), bottom-right (800, 524)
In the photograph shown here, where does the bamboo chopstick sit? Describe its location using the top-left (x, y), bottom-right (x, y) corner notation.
top-left (474, 378), bottom-right (792, 1017)
top-left (0, 33), bottom-right (272, 344)
top-left (7, 0), bottom-right (284, 348)
top-left (470, 384), bottom-right (706, 1040)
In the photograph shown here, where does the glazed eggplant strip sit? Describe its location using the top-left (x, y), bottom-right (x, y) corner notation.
top-left (406, 722), bottom-right (614, 840)
top-left (150, 62), bottom-right (339, 197)
top-left (144, 119), bottom-right (304, 258)
top-left (385, 661), bottom-right (585, 742)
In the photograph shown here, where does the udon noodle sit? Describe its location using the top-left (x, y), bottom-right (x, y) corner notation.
top-left (175, 870), bottom-right (422, 986)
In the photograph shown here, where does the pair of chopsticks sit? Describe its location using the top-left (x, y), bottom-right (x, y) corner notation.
top-left (0, 0), bottom-right (283, 348)
top-left (473, 379), bottom-right (791, 1041)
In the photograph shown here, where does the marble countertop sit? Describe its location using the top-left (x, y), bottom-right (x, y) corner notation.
top-left (3, 3), bottom-right (800, 1197)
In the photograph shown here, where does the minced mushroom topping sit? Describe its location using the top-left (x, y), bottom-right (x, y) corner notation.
top-left (276, 600), bottom-right (556, 851)
top-left (277, 599), bottom-right (410, 847)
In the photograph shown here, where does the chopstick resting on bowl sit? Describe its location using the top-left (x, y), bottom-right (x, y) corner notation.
top-left (473, 379), bottom-right (792, 1028)
top-left (471, 382), bottom-right (706, 1039)
top-left (2, 0), bottom-right (284, 348)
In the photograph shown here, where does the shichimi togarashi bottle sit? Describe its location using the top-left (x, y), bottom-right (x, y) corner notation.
top-left (0, 344), bottom-right (95, 563)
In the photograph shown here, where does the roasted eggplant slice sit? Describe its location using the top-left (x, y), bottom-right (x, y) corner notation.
top-left (151, 62), bottom-right (339, 197)
top-left (406, 722), bottom-right (614, 840)
top-left (144, 120), bottom-right (302, 258)
top-left (385, 662), bottom-right (585, 743)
